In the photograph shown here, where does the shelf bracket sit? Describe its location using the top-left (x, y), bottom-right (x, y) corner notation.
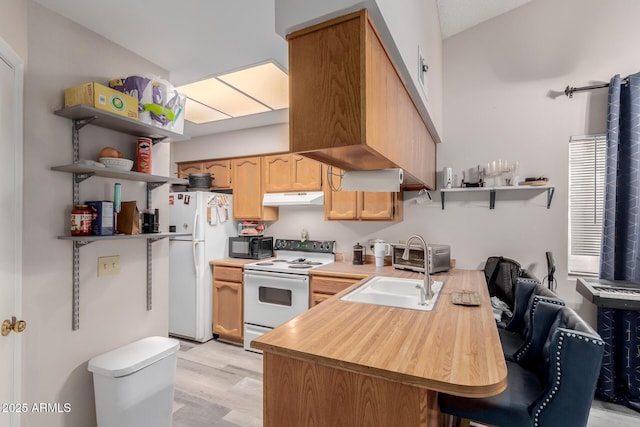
top-left (74, 172), bottom-right (95, 183)
top-left (147, 182), bottom-right (164, 191)
top-left (490, 190), bottom-right (496, 210)
top-left (72, 241), bottom-right (81, 330)
top-left (147, 240), bottom-right (153, 311)
top-left (146, 181), bottom-right (154, 310)
top-left (441, 192), bottom-right (445, 210)
top-left (150, 136), bottom-right (167, 145)
top-left (73, 117), bottom-right (96, 132)
top-left (547, 187), bottom-right (555, 209)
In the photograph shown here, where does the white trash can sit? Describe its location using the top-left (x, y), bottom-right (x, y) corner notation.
top-left (88, 336), bottom-right (180, 427)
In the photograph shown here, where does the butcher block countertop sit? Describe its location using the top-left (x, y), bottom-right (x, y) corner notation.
top-left (209, 258), bottom-right (263, 267)
top-left (311, 260), bottom-right (423, 279)
top-left (253, 268), bottom-right (507, 398)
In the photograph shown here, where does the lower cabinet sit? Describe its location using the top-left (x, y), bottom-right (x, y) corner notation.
top-left (213, 265), bottom-right (244, 343)
top-left (310, 273), bottom-right (366, 307)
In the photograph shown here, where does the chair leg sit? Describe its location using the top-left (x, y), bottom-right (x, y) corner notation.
top-left (458, 418), bottom-right (471, 427)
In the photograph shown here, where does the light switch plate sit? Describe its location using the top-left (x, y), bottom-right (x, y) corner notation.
top-left (98, 255), bottom-right (120, 277)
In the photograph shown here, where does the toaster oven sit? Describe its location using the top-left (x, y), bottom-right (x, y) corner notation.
top-left (391, 243), bottom-right (451, 274)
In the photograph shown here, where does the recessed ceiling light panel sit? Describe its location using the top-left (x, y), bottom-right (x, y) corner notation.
top-left (218, 62), bottom-right (289, 110)
top-left (178, 77), bottom-right (270, 117)
top-left (184, 98), bottom-right (231, 124)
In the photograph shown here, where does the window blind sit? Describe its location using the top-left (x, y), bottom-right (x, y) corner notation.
top-left (568, 135), bottom-right (606, 273)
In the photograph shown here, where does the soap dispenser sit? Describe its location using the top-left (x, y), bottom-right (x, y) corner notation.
top-left (353, 243), bottom-right (364, 265)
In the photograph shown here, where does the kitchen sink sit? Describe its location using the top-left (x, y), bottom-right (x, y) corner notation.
top-left (340, 276), bottom-right (444, 311)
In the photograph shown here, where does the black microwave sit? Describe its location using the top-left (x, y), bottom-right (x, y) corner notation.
top-left (229, 236), bottom-right (274, 259)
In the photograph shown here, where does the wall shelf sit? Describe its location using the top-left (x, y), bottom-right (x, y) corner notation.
top-left (54, 104), bottom-right (189, 331)
top-left (54, 105), bottom-right (189, 143)
top-left (58, 232), bottom-right (189, 244)
top-left (440, 185), bottom-right (555, 210)
top-left (51, 163), bottom-right (187, 185)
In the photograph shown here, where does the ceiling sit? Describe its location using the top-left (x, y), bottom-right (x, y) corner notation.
top-left (33, 0), bottom-right (532, 137)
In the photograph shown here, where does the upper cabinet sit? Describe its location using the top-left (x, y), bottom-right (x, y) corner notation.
top-left (232, 157), bottom-right (279, 221)
top-left (324, 166), bottom-right (402, 221)
top-left (177, 161), bottom-right (204, 179)
top-left (203, 160), bottom-right (232, 189)
top-left (263, 154), bottom-right (322, 193)
top-left (287, 9), bottom-right (437, 190)
top-left (177, 159), bottom-right (231, 189)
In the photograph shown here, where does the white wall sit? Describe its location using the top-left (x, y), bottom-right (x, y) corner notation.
top-left (0, 0), bottom-right (28, 61)
top-left (170, 123), bottom-right (289, 176)
top-left (267, 0), bottom-right (640, 327)
top-left (22, 3), bottom-right (171, 426)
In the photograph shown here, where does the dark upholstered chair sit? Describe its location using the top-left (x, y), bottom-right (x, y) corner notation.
top-left (499, 279), bottom-right (564, 361)
top-left (440, 303), bottom-right (604, 427)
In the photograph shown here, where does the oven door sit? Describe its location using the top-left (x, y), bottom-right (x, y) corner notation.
top-left (244, 270), bottom-right (309, 328)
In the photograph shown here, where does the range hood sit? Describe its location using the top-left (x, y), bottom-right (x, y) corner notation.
top-left (263, 191), bottom-right (324, 206)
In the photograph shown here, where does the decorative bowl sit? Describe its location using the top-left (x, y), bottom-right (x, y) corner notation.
top-left (99, 157), bottom-right (134, 171)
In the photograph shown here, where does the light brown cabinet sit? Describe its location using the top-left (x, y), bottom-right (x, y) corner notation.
top-left (310, 274), bottom-right (365, 307)
top-left (176, 159), bottom-right (232, 189)
top-left (324, 166), bottom-right (402, 221)
top-left (232, 156), bottom-right (279, 221)
top-left (203, 159), bottom-right (231, 189)
top-left (263, 154), bottom-right (322, 192)
top-left (213, 265), bottom-right (244, 343)
top-left (177, 161), bottom-right (203, 179)
top-left (287, 9), bottom-right (436, 189)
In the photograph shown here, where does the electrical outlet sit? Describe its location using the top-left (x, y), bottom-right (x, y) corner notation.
top-left (98, 255), bottom-right (120, 277)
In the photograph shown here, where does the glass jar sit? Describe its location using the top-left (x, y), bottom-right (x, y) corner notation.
top-left (71, 204), bottom-right (92, 236)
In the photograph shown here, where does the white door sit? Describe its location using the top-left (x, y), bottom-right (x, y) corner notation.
top-left (0, 37), bottom-right (24, 427)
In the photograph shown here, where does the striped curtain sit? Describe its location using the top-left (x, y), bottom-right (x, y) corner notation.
top-left (597, 72), bottom-right (640, 411)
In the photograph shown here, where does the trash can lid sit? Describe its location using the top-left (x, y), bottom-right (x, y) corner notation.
top-left (88, 336), bottom-right (180, 378)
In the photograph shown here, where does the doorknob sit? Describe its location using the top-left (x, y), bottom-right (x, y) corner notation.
top-left (1, 316), bottom-right (26, 336)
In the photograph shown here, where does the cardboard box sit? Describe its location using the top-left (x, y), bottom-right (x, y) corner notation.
top-left (86, 201), bottom-right (114, 236)
top-left (64, 82), bottom-right (139, 120)
top-left (116, 201), bottom-right (140, 235)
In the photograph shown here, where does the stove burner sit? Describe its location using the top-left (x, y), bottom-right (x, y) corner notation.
top-left (288, 258), bottom-right (308, 264)
top-left (288, 264), bottom-right (313, 269)
top-left (305, 261), bottom-right (322, 266)
top-left (272, 259), bottom-right (288, 263)
top-left (255, 262), bottom-right (274, 266)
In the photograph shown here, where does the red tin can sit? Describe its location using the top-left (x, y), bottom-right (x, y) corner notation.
top-left (70, 204), bottom-right (92, 236)
top-left (136, 137), bottom-right (152, 174)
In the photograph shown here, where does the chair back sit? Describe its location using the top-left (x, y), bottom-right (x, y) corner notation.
top-left (530, 306), bottom-right (604, 427)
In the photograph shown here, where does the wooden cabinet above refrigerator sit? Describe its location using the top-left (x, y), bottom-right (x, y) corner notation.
top-left (287, 9), bottom-right (437, 190)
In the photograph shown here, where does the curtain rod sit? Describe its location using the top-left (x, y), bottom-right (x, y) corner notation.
top-left (565, 77), bottom-right (630, 98)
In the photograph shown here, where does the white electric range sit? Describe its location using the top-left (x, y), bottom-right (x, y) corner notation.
top-left (243, 239), bottom-right (336, 352)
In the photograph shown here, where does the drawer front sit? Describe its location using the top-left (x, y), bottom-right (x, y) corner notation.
top-left (311, 275), bottom-right (362, 295)
top-left (214, 265), bottom-right (243, 283)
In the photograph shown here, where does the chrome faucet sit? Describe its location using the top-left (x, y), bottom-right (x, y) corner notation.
top-left (402, 234), bottom-right (434, 302)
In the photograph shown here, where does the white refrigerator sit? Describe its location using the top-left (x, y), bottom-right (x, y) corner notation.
top-left (169, 191), bottom-right (237, 342)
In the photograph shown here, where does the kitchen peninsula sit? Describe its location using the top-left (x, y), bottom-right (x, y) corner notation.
top-left (252, 268), bottom-right (507, 426)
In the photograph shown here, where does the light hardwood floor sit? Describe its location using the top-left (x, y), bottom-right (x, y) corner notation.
top-left (172, 338), bottom-right (640, 427)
